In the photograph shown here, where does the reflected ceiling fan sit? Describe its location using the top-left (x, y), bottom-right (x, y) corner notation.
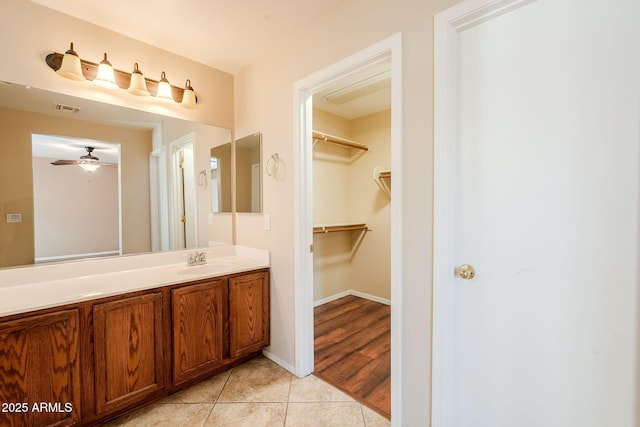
top-left (50, 146), bottom-right (115, 172)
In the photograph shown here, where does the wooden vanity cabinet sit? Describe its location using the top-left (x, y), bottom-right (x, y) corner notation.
top-left (0, 268), bottom-right (269, 426)
top-left (0, 309), bottom-right (81, 427)
top-left (170, 269), bottom-right (270, 384)
top-left (92, 292), bottom-right (165, 415)
top-left (171, 279), bottom-right (227, 385)
top-left (229, 270), bottom-right (270, 358)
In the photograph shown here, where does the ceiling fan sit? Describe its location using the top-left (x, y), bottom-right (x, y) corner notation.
top-left (50, 146), bottom-right (115, 172)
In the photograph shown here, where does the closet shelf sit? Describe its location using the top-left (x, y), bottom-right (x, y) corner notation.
top-left (313, 223), bottom-right (369, 234)
top-left (373, 166), bottom-right (391, 199)
top-left (312, 131), bottom-right (369, 152)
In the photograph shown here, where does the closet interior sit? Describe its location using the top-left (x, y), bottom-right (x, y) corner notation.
top-left (311, 97), bottom-right (392, 419)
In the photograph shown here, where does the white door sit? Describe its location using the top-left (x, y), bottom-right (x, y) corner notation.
top-left (435, 0), bottom-right (640, 425)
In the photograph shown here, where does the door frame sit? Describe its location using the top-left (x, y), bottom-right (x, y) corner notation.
top-left (293, 33), bottom-right (403, 424)
top-left (432, 0), bottom-right (537, 424)
top-left (169, 133), bottom-right (197, 250)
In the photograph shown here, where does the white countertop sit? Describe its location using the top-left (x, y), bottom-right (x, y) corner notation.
top-left (0, 245), bottom-right (270, 317)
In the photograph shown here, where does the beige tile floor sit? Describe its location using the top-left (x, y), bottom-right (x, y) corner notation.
top-left (104, 356), bottom-right (391, 427)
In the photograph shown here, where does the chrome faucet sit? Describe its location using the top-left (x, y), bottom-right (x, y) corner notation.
top-left (186, 251), bottom-right (207, 266)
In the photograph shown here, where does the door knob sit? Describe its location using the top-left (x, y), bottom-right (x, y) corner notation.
top-left (458, 264), bottom-right (476, 280)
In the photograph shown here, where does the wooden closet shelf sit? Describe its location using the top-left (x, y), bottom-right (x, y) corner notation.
top-left (313, 223), bottom-right (369, 234)
top-left (373, 167), bottom-right (391, 199)
top-left (312, 131), bottom-right (369, 151)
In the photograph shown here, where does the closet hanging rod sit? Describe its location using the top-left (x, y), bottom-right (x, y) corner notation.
top-left (313, 223), bottom-right (369, 234)
top-left (312, 131), bottom-right (369, 151)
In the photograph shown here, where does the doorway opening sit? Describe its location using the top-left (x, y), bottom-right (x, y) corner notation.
top-left (169, 133), bottom-right (197, 250)
top-left (31, 134), bottom-right (121, 262)
top-left (293, 33), bottom-right (403, 424)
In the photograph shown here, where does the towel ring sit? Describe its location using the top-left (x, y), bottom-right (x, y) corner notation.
top-left (266, 153), bottom-right (280, 177)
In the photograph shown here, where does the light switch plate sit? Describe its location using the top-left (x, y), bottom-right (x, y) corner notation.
top-left (264, 214), bottom-right (271, 231)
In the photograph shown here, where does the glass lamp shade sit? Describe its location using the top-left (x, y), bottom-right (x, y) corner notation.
top-left (155, 71), bottom-right (174, 101)
top-left (94, 53), bottom-right (118, 89)
top-left (127, 63), bottom-right (150, 96)
top-left (57, 43), bottom-right (85, 81)
top-left (181, 79), bottom-right (197, 109)
top-left (79, 161), bottom-right (100, 172)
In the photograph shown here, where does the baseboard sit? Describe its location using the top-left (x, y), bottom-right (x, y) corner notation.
top-left (313, 289), bottom-right (390, 307)
top-left (262, 349), bottom-right (298, 376)
top-left (313, 290), bottom-right (352, 307)
top-left (350, 290), bottom-right (391, 306)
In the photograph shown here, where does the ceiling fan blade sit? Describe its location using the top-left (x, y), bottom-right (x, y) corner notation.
top-left (97, 162), bottom-right (117, 167)
top-left (50, 160), bottom-right (80, 166)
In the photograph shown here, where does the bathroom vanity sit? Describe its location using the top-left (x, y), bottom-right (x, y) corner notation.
top-left (0, 246), bottom-right (270, 427)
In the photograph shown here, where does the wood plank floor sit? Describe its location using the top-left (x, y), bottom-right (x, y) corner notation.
top-left (314, 295), bottom-right (391, 419)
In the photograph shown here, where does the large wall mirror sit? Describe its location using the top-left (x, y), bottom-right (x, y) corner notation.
top-left (235, 132), bottom-right (262, 213)
top-left (0, 82), bottom-right (232, 269)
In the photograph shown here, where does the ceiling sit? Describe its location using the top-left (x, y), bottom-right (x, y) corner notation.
top-left (29, 0), bottom-right (347, 76)
top-left (28, 0), bottom-right (390, 120)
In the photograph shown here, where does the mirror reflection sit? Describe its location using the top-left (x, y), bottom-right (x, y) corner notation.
top-left (0, 82), bottom-right (232, 269)
top-left (235, 132), bottom-right (262, 213)
top-left (210, 143), bottom-right (232, 213)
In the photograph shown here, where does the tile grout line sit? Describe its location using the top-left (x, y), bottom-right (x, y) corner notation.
top-left (283, 371), bottom-right (293, 426)
top-left (202, 369), bottom-right (234, 425)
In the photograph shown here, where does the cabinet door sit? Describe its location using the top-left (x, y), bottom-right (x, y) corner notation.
top-left (93, 293), bottom-right (164, 415)
top-left (229, 271), bottom-right (270, 358)
top-left (0, 310), bottom-right (81, 427)
top-left (172, 280), bottom-right (226, 385)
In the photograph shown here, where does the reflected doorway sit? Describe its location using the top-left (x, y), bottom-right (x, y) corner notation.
top-left (170, 134), bottom-right (197, 250)
top-left (31, 134), bottom-right (121, 262)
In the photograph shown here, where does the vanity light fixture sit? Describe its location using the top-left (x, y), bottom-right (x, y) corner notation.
top-left (127, 63), bottom-right (150, 96)
top-left (155, 71), bottom-right (174, 101)
top-left (56, 43), bottom-right (85, 81)
top-left (45, 42), bottom-right (198, 108)
top-left (94, 53), bottom-right (118, 89)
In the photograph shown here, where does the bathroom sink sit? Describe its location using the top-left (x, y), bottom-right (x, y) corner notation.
top-left (174, 265), bottom-right (220, 275)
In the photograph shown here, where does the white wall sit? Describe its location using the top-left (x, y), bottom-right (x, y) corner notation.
top-left (33, 156), bottom-right (118, 260)
top-left (233, 0), bottom-right (460, 423)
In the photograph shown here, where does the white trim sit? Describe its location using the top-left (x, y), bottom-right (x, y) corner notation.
top-left (313, 290), bottom-right (352, 307)
top-left (431, 1), bottom-right (537, 425)
top-left (262, 349), bottom-right (296, 375)
top-left (293, 32), bottom-right (403, 426)
top-left (313, 290), bottom-right (391, 307)
top-left (293, 85), bottom-right (315, 378)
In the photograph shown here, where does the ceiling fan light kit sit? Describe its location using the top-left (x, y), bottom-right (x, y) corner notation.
top-left (46, 42), bottom-right (198, 108)
top-left (50, 146), bottom-right (116, 173)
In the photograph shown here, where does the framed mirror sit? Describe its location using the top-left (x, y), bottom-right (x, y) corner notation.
top-left (235, 132), bottom-right (262, 213)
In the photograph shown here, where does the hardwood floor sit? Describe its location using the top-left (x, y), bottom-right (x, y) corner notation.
top-left (314, 295), bottom-right (391, 419)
